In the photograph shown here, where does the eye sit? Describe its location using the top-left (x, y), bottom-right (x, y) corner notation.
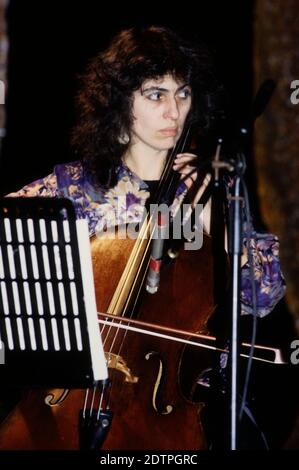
top-left (145, 91), bottom-right (163, 101)
top-left (177, 88), bottom-right (191, 99)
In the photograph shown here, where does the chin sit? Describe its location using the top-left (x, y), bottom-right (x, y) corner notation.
top-left (162, 137), bottom-right (178, 148)
top-left (153, 136), bottom-right (177, 152)
top-left (161, 144), bottom-right (176, 152)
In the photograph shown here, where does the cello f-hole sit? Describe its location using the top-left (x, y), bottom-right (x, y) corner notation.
top-left (44, 389), bottom-right (70, 407)
top-left (145, 351), bottom-right (173, 415)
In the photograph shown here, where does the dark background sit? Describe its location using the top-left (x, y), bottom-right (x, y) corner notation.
top-left (0, 0), bottom-right (253, 194)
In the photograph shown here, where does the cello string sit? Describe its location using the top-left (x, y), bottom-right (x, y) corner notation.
top-left (117, 126), bottom-right (193, 318)
top-left (102, 188), bottom-right (195, 404)
top-left (83, 382), bottom-right (106, 419)
top-left (98, 228), bottom-right (153, 411)
top-left (153, 125), bottom-right (191, 206)
top-left (99, 177), bottom-right (191, 409)
top-left (100, 219), bottom-right (153, 351)
top-left (82, 388), bottom-right (90, 419)
top-left (86, 386), bottom-right (97, 418)
top-left (100, 124), bottom-right (194, 402)
top-left (99, 176), bottom-right (175, 401)
top-left (95, 139), bottom-right (195, 412)
top-left (97, 227), bottom-right (154, 406)
top-left (103, 122), bottom-right (189, 320)
top-left (104, 124), bottom-right (190, 326)
top-left (99, 225), bottom-right (151, 349)
top-left (97, 385), bottom-right (105, 421)
top-left (108, 237), bottom-right (153, 366)
top-left (101, 193), bottom-right (157, 347)
top-left (162, 126), bottom-right (191, 203)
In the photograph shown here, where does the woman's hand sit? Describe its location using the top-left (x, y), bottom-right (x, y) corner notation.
top-left (172, 153), bottom-right (198, 189)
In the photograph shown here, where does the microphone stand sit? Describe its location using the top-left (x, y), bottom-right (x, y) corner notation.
top-left (212, 145), bottom-right (246, 450)
top-left (210, 79), bottom-right (276, 450)
top-left (147, 79), bottom-right (275, 447)
top-left (228, 174), bottom-right (243, 451)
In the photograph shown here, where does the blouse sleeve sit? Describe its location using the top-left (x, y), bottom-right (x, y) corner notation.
top-left (241, 231), bottom-right (286, 317)
top-left (6, 172), bottom-right (58, 198)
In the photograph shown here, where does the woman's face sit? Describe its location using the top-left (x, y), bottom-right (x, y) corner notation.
top-left (130, 75), bottom-right (192, 153)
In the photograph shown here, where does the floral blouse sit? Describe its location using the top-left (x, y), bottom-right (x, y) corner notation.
top-left (8, 160), bottom-right (286, 317)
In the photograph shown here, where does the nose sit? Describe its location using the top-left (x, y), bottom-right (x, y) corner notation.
top-left (163, 97), bottom-right (179, 120)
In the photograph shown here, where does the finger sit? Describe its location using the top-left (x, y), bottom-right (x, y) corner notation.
top-left (180, 170), bottom-right (198, 180)
top-left (174, 165), bottom-right (198, 181)
top-left (173, 162), bottom-right (197, 171)
top-left (180, 164), bottom-right (197, 174)
top-left (174, 154), bottom-right (197, 164)
top-left (179, 171), bottom-right (198, 189)
top-left (175, 152), bottom-right (198, 158)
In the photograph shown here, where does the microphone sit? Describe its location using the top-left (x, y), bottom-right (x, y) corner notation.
top-left (145, 211), bottom-right (168, 294)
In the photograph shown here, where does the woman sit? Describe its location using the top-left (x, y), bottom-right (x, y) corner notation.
top-left (9, 25), bottom-right (285, 318)
top-left (2, 23), bottom-right (287, 451)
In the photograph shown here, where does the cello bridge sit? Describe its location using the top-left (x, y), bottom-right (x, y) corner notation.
top-left (105, 352), bottom-right (139, 383)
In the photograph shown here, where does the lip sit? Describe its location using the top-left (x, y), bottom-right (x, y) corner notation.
top-left (159, 128), bottom-right (178, 136)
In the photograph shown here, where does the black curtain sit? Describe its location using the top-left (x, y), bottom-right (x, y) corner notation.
top-left (0, 0), bottom-right (253, 194)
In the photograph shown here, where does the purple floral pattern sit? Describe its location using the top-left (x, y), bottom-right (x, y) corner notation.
top-left (241, 233), bottom-right (286, 317)
top-left (8, 160), bottom-right (286, 317)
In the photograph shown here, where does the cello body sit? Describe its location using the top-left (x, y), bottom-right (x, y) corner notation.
top-left (0, 232), bottom-right (215, 450)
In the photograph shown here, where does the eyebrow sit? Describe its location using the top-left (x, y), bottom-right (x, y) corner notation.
top-left (141, 83), bottom-right (190, 94)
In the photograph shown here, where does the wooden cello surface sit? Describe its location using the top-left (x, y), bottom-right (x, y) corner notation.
top-left (0, 231), bottom-right (215, 450)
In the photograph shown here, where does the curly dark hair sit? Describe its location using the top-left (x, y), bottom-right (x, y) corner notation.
top-left (71, 25), bottom-right (222, 188)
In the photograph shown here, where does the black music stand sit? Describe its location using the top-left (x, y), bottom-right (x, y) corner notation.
top-left (0, 197), bottom-right (107, 388)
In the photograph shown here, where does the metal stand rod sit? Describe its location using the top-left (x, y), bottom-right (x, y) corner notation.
top-left (228, 175), bottom-right (243, 450)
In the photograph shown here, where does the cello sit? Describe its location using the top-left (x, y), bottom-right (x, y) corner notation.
top-left (0, 139), bottom-right (284, 450)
